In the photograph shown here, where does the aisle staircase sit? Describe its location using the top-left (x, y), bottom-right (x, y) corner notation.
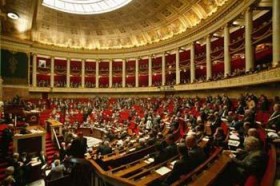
top-left (45, 132), bottom-right (59, 164)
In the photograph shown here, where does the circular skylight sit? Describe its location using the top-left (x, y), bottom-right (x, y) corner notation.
top-left (42, 0), bottom-right (132, 15)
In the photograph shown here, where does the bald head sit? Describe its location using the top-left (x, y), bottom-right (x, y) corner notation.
top-left (248, 128), bottom-right (259, 138)
top-left (185, 135), bottom-right (196, 148)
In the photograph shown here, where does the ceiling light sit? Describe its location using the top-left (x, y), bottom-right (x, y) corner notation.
top-left (7, 12), bottom-right (19, 20)
top-left (42, 0), bottom-right (132, 15)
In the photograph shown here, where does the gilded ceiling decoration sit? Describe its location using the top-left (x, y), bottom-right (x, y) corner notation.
top-left (1, 0), bottom-right (228, 50)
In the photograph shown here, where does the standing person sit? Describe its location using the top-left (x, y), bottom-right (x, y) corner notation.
top-left (70, 132), bottom-right (87, 158)
top-left (1, 124), bottom-right (14, 158)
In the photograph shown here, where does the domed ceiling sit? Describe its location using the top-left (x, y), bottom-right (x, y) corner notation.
top-left (1, 0), bottom-right (229, 50)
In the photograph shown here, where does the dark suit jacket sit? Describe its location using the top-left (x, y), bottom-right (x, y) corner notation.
top-left (188, 146), bottom-right (206, 169)
top-left (96, 145), bottom-right (112, 155)
top-left (70, 137), bottom-right (87, 158)
top-left (164, 155), bottom-right (191, 184)
top-left (164, 143), bottom-right (178, 160)
top-left (232, 150), bottom-right (267, 184)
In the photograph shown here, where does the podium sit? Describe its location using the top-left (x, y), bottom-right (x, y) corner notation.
top-left (46, 119), bottom-right (63, 141)
top-left (13, 125), bottom-right (46, 155)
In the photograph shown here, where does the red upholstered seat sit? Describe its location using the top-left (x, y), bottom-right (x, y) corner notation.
top-left (244, 175), bottom-right (259, 186)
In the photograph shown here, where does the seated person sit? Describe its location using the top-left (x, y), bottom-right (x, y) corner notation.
top-left (96, 141), bottom-right (112, 155)
top-left (150, 142), bottom-right (165, 164)
top-left (1, 166), bottom-right (16, 186)
top-left (162, 143), bottom-right (191, 185)
top-left (212, 127), bottom-right (226, 147)
top-left (19, 124), bottom-right (31, 134)
top-left (216, 136), bottom-right (267, 186)
top-left (48, 159), bottom-right (65, 181)
top-left (185, 134), bottom-right (207, 168)
top-left (267, 104), bottom-right (280, 131)
top-left (162, 134), bottom-right (178, 160)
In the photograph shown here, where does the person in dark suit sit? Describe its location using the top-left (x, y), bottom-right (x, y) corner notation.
top-left (162, 143), bottom-right (191, 185)
top-left (185, 135), bottom-right (206, 169)
top-left (210, 112), bottom-right (222, 134)
top-left (267, 104), bottom-right (280, 131)
top-left (215, 136), bottom-right (267, 186)
top-left (70, 132), bottom-right (88, 158)
top-left (96, 141), bottom-right (112, 155)
top-left (59, 142), bottom-right (69, 162)
top-left (39, 151), bottom-right (48, 166)
top-left (162, 134), bottom-right (178, 160)
top-left (150, 142), bottom-right (166, 164)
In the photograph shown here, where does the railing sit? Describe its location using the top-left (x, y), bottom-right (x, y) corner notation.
top-left (52, 128), bottom-right (61, 150)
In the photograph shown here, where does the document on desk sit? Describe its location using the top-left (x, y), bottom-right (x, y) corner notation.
top-left (45, 170), bottom-right (51, 176)
top-left (228, 139), bottom-right (240, 147)
top-left (144, 158), bottom-right (154, 164)
top-left (202, 137), bottom-right (209, 142)
top-left (129, 148), bottom-right (136, 152)
top-left (229, 134), bottom-right (239, 140)
top-left (155, 166), bottom-right (171, 175)
top-left (169, 160), bottom-right (176, 169)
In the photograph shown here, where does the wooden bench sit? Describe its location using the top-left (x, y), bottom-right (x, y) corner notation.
top-left (171, 147), bottom-right (223, 186)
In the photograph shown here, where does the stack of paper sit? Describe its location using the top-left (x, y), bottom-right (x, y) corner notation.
top-left (155, 166), bottom-right (171, 175)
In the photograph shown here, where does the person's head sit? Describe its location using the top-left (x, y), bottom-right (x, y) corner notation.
top-left (214, 127), bottom-right (224, 136)
top-left (244, 136), bottom-right (261, 151)
top-left (21, 152), bottom-right (27, 158)
top-left (155, 142), bottom-right (164, 152)
top-left (273, 104), bottom-right (280, 112)
top-left (185, 135), bottom-right (196, 149)
top-left (5, 166), bottom-right (14, 175)
top-left (13, 153), bottom-right (19, 160)
top-left (243, 122), bottom-right (251, 131)
top-left (247, 128), bottom-right (259, 138)
top-left (177, 143), bottom-right (188, 157)
top-left (165, 134), bottom-right (175, 145)
top-left (78, 131), bottom-right (83, 138)
top-left (104, 141), bottom-right (110, 146)
top-left (54, 159), bottom-right (60, 167)
top-left (8, 124), bottom-right (14, 129)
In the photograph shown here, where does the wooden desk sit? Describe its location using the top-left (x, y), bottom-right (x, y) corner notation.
top-left (13, 125), bottom-right (46, 155)
top-left (78, 127), bottom-right (106, 139)
top-left (129, 156), bottom-right (178, 185)
top-left (189, 154), bottom-right (230, 186)
top-left (112, 158), bottom-right (151, 177)
top-left (47, 119), bottom-right (63, 141)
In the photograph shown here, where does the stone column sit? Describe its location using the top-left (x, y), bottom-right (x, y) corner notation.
top-left (190, 42), bottom-right (195, 83)
top-left (96, 61), bottom-right (99, 88)
top-left (206, 35), bottom-right (212, 80)
top-left (245, 7), bottom-right (254, 72)
top-left (148, 56), bottom-right (152, 86)
top-left (50, 57), bottom-right (54, 87)
top-left (81, 59), bottom-right (85, 88)
top-left (135, 58), bottom-right (139, 87)
top-left (162, 53), bottom-right (166, 86)
top-left (273, 0), bottom-right (280, 67)
top-left (122, 59), bottom-right (126, 88)
top-left (224, 24), bottom-right (231, 77)
top-left (109, 60), bottom-right (112, 88)
top-left (66, 58), bottom-right (70, 88)
top-left (32, 54), bottom-right (37, 87)
top-left (175, 49), bottom-right (180, 84)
